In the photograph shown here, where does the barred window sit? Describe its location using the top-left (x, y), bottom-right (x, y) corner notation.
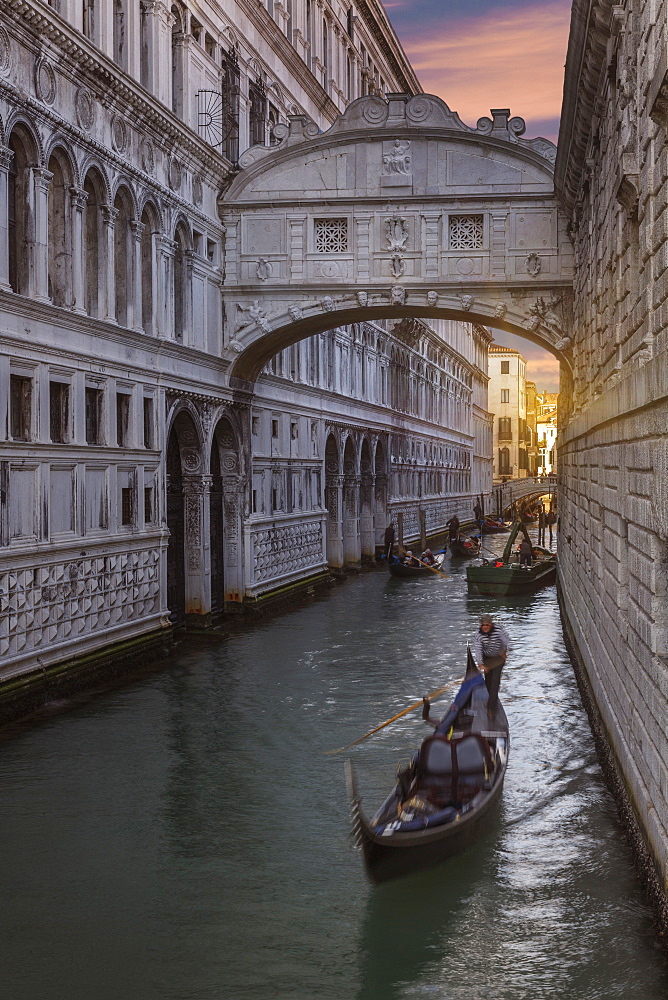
top-left (315, 218), bottom-right (348, 253)
top-left (121, 487), bottom-right (134, 525)
top-left (449, 214), bottom-right (484, 250)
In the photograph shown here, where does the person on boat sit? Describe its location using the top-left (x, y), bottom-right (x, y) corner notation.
top-left (420, 548), bottom-right (436, 565)
top-left (383, 523), bottom-right (396, 560)
top-left (473, 501), bottom-right (483, 529)
top-left (472, 614), bottom-right (511, 720)
top-left (446, 515), bottom-right (460, 543)
top-left (518, 537), bottom-right (533, 567)
top-left (403, 550), bottom-right (418, 567)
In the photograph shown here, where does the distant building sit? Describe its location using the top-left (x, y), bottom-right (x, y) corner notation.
top-left (488, 345), bottom-right (529, 480)
top-left (525, 381), bottom-right (539, 477)
top-left (536, 392), bottom-right (559, 475)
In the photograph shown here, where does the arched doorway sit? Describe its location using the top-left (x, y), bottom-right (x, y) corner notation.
top-left (210, 417), bottom-right (244, 610)
top-left (165, 408), bottom-right (203, 623)
top-left (325, 433), bottom-right (342, 569)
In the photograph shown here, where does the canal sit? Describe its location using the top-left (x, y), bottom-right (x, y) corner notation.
top-left (1, 532), bottom-right (667, 1000)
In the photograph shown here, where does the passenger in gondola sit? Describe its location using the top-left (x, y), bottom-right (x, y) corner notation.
top-left (473, 614), bottom-right (511, 720)
top-left (518, 537), bottom-right (533, 567)
top-left (420, 548), bottom-right (436, 565)
top-left (403, 550), bottom-right (418, 567)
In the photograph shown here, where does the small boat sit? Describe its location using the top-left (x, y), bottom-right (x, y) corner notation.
top-left (388, 557), bottom-right (442, 578)
top-left (346, 648), bottom-right (509, 883)
top-left (450, 534), bottom-right (480, 558)
top-left (481, 519), bottom-right (511, 534)
top-left (466, 521), bottom-right (556, 596)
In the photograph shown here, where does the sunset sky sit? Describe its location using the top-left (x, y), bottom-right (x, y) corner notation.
top-left (382, 0), bottom-right (571, 390)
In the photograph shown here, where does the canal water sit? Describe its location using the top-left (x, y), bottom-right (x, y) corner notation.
top-left (1, 532), bottom-right (667, 1000)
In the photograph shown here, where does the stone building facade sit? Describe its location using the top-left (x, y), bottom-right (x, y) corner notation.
top-left (555, 0), bottom-right (668, 904)
top-left (488, 344), bottom-right (529, 481)
top-left (0, 1), bottom-right (491, 688)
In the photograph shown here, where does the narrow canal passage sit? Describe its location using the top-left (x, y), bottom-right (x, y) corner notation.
top-left (1, 536), bottom-right (667, 1000)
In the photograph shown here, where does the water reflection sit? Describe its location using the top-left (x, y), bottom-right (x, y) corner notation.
top-left (0, 533), bottom-right (666, 1000)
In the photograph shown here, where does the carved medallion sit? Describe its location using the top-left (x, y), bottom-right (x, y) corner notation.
top-left (111, 115), bottom-right (128, 154)
top-left (168, 157), bottom-right (182, 191)
top-left (0, 26), bottom-right (11, 77)
top-left (35, 56), bottom-right (56, 105)
top-left (140, 138), bottom-right (155, 174)
top-left (526, 253), bottom-right (542, 276)
top-left (75, 87), bottom-right (95, 131)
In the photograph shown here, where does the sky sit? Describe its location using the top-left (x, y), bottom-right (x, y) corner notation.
top-left (381, 0), bottom-right (572, 391)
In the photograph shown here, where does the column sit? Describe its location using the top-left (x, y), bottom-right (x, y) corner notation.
top-left (130, 218), bottom-right (145, 332)
top-left (360, 473), bottom-right (375, 562)
top-left (0, 146), bottom-right (13, 291)
top-left (222, 475), bottom-right (244, 604)
top-left (326, 474), bottom-right (344, 569)
top-left (69, 186), bottom-right (88, 314)
top-left (182, 474), bottom-right (212, 618)
top-left (343, 473), bottom-right (361, 567)
top-left (101, 204), bottom-right (118, 322)
top-left (32, 167), bottom-right (53, 301)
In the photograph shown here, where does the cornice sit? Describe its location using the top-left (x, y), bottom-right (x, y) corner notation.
top-left (354, 0), bottom-right (421, 97)
top-left (4, 0), bottom-right (235, 182)
top-left (554, 0), bottom-right (615, 212)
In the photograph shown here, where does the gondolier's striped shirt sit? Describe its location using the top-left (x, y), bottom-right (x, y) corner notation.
top-left (472, 624), bottom-right (511, 665)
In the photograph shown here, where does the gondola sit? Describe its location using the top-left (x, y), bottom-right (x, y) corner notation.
top-left (449, 534), bottom-right (480, 558)
top-left (388, 556), bottom-right (442, 579)
top-left (346, 648), bottom-right (509, 883)
top-left (481, 519), bottom-right (511, 534)
top-left (466, 521), bottom-right (557, 596)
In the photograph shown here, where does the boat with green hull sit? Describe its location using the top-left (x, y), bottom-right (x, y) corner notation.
top-left (466, 522), bottom-right (556, 596)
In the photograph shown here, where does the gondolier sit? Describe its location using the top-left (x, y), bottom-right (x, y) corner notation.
top-left (472, 614), bottom-right (511, 720)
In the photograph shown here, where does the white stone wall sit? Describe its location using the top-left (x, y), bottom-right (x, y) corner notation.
top-left (556, 0), bottom-right (668, 886)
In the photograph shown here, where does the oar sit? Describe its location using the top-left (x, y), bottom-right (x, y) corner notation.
top-left (324, 679), bottom-right (460, 755)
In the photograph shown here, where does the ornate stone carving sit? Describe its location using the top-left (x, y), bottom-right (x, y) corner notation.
top-left (356, 290), bottom-right (368, 307)
top-left (251, 521), bottom-right (323, 583)
top-left (427, 290), bottom-right (438, 307)
top-left (256, 258), bottom-right (272, 281)
top-left (529, 296), bottom-right (566, 341)
top-left (288, 304), bottom-right (303, 321)
top-left (0, 25), bottom-right (10, 76)
top-left (459, 295), bottom-right (473, 311)
top-left (75, 87), bottom-right (95, 131)
top-left (168, 157), bottom-right (183, 191)
top-left (237, 300), bottom-right (270, 332)
top-left (391, 285), bottom-right (406, 306)
top-left (111, 115), bottom-right (128, 154)
top-left (385, 216), bottom-right (409, 251)
top-left (192, 174), bottom-right (203, 206)
top-left (494, 302), bottom-right (507, 319)
top-left (526, 253), bottom-right (542, 276)
top-left (382, 140), bottom-right (411, 174)
top-left (321, 295), bottom-right (334, 312)
top-left (140, 138), bottom-right (155, 174)
top-left (390, 254), bottom-right (406, 278)
top-left (34, 56), bottom-right (56, 105)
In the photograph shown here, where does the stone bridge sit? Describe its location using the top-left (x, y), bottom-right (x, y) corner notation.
top-left (219, 94), bottom-right (575, 387)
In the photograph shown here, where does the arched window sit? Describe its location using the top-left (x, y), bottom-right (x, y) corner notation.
top-left (7, 130), bottom-right (34, 295)
top-left (140, 205), bottom-right (157, 335)
top-left (47, 150), bottom-right (72, 307)
top-left (173, 223), bottom-right (189, 342)
top-left (83, 169), bottom-right (104, 317)
top-left (171, 5), bottom-right (184, 117)
top-left (113, 187), bottom-right (133, 327)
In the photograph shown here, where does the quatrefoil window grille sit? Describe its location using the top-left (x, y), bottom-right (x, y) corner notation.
top-left (315, 218), bottom-right (349, 253)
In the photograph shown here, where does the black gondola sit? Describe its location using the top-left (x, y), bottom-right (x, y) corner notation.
top-left (481, 519), bottom-right (511, 534)
top-left (388, 557), bottom-right (442, 578)
top-left (449, 534), bottom-right (480, 558)
top-left (346, 648), bottom-right (509, 883)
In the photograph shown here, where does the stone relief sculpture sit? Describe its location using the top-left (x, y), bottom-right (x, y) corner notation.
top-left (256, 258), bottom-right (272, 281)
top-left (494, 302), bottom-right (507, 319)
top-left (391, 285), bottom-right (406, 305)
top-left (321, 296), bottom-right (334, 311)
top-left (356, 291), bottom-right (368, 307)
top-left (391, 255), bottom-right (406, 278)
top-left (460, 295), bottom-right (473, 311)
top-left (382, 140), bottom-right (411, 175)
top-left (237, 300), bottom-right (271, 332)
top-left (288, 305), bottom-right (303, 321)
top-left (427, 291), bottom-right (438, 306)
top-left (385, 216), bottom-right (409, 252)
top-left (526, 253), bottom-right (542, 276)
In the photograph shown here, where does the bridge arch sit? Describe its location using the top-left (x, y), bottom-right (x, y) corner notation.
top-left (220, 93), bottom-right (574, 388)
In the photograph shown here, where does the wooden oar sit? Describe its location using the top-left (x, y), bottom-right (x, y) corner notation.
top-left (324, 679), bottom-right (459, 755)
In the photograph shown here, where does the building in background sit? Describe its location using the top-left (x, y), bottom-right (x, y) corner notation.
top-left (488, 344), bottom-right (528, 481)
top-left (536, 392), bottom-right (558, 475)
top-left (0, 0), bottom-right (492, 688)
top-left (525, 381), bottom-right (539, 477)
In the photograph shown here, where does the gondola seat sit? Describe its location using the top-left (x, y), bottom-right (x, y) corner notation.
top-left (416, 734), bottom-right (492, 805)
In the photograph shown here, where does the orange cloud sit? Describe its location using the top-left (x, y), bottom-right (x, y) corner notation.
top-left (401, 4), bottom-right (570, 137)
